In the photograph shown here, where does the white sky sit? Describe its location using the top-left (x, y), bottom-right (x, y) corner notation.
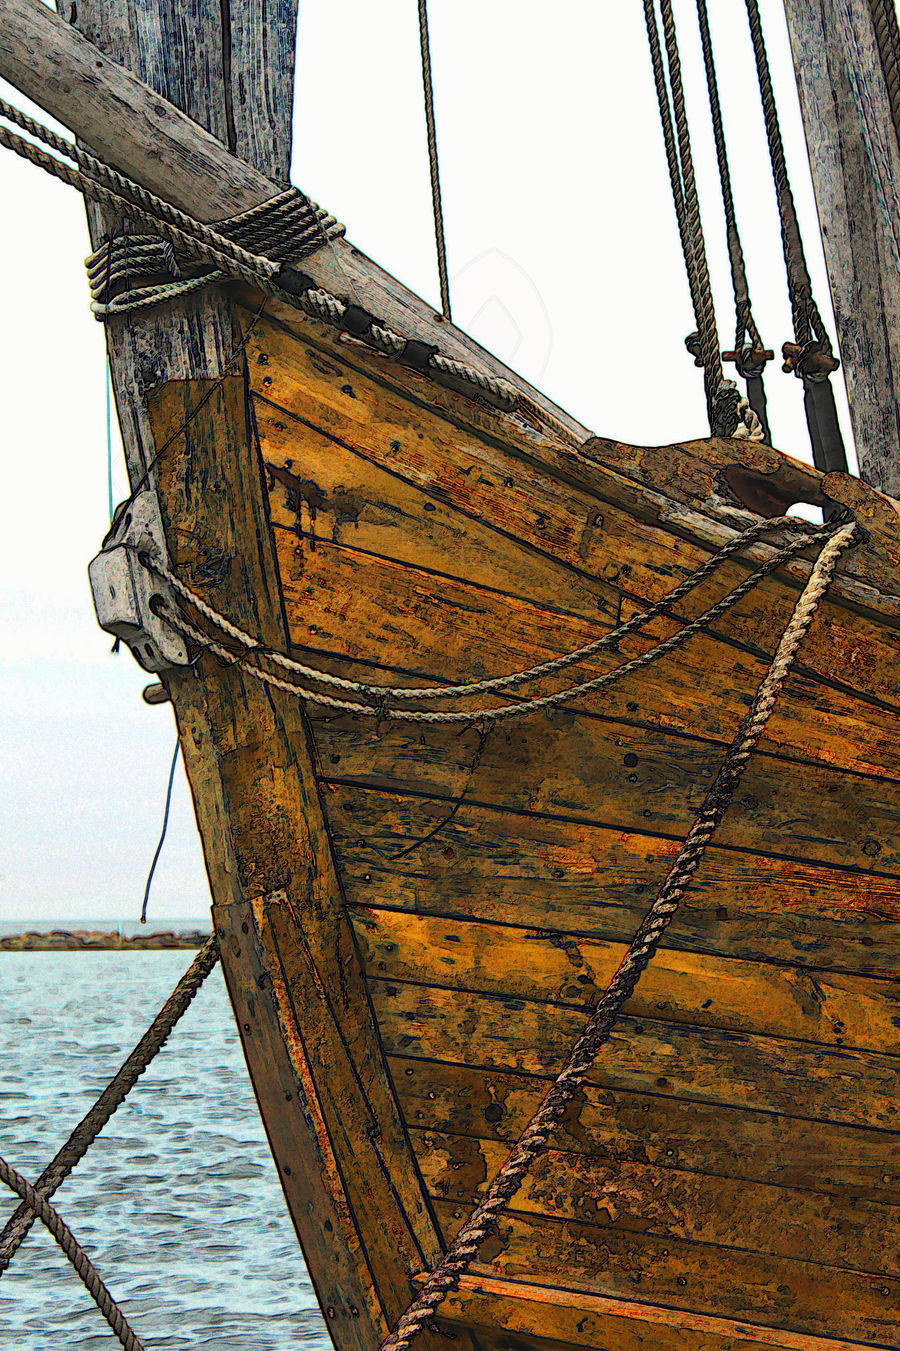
top-left (0, 0), bottom-right (856, 923)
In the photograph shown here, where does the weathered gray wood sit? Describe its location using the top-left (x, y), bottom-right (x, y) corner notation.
top-left (783, 0), bottom-right (900, 493)
top-left (0, 0), bottom-right (587, 439)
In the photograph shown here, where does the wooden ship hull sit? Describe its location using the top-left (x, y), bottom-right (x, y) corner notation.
top-left (4, 0), bottom-right (900, 1348)
top-left (147, 281), bottom-right (900, 1351)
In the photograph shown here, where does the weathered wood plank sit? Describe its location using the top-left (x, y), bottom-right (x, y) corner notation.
top-left (391, 1059), bottom-right (900, 1205)
top-left (416, 1129), bottom-right (900, 1277)
top-left (433, 1272), bottom-right (892, 1351)
top-left (434, 1202), bottom-right (900, 1344)
top-left (782, 0), bottom-right (900, 493)
top-left (350, 908), bottom-right (900, 1053)
top-left (246, 304), bottom-right (900, 613)
top-left (147, 379), bottom-right (452, 1351)
top-left (275, 532), bottom-right (900, 780)
top-left (373, 979), bottom-right (900, 1130)
top-left (314, 723), bottom-right (900, 876)
top-left (323, 783), bottom-right (900, 977)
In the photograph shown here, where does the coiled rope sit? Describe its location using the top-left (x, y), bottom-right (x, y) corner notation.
top-left (145, 516), bottom-right (835, 724)
top-left (378, 518), bottom-right (857, 1350)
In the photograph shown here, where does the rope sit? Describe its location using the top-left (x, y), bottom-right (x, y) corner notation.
top-left (150, 519), bottom-right (837, 724)
top-left (417, 0), bottom-right (452, 321)
top-left (642, 0), bottom-right (757, 438)
top-left (140, 738), bottom-right (181, 923)
top-left (0, 101), bottom-right (576, 443)
top-left (0, 1158), bottom-right (144, 1350)
top-left (0, 936), bottom-right (220, 1273)
top-left (869, 0), bottom-right (900, 152)
top-left (694, 0), bottom-right (772, 442)
top-left (378, 519), bottom-right (857, 1350)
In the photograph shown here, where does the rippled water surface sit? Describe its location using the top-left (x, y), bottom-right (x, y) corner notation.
top-left (0, 950), bottom-right (331, 1349)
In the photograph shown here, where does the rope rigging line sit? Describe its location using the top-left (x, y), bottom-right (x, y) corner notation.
top-left (417, 0), bottom-right (452, 321)
top-left (378, 518), bottom-right (857, 1351)
top-left (641, 0), bottom-right (761, 440)
top-left (868, 0), bottom-right (900, 156)
top-left (0, 937), bottom-right (219, 1274)
top-left (0, 98), bottom-right (576, 447)
top-left (147, 517), bottom-right (839, 724)
top-left (140, 738), bottom-right (181, 923)
top-left (694, 0), bottom-right (773, 443)
top-left (742, 0), bottom-right (848, 475)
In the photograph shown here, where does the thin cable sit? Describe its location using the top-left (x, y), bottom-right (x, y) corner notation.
top-left (106, 372), bottom-right (114, 521)
top-left (140, 739), bottom-right (180, 924)
top-left (418, 0), bottom-right (452, 321)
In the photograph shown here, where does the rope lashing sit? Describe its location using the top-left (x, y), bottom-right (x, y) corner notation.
top-left (694, 0), bottom-right (773, 443)
top-left (417, 0), bottom-right (452, 321)
top-left (378, 519), bottom-right (857, 1351)
top-left (0, 937), bottom-right (219, 1273)
top-left (147, 517), bottom-right (840, 724)
top-left (0, 99), bottom-right (577, 445)
top-left (0, 1157), bottom-right (144, 1351)
top-left (743, 0), bottom-right (848, 474)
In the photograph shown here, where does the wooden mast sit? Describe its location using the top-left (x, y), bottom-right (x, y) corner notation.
top-left (781, 0), bottom-right (900, 494)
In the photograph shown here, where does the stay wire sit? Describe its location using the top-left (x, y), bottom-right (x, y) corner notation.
top-left (417, 0), bottom-right (452, 321)
top-left (140, 739), bottom-right (180, 924)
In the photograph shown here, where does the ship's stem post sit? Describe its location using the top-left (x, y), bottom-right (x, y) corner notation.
top-left (41, 0), bottom-right (451, 1344)
top-left (782, 0), bottom-right (900, 493)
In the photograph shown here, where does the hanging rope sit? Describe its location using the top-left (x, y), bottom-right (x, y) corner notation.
top-left (743, 0), bottom-right (848, 474)
top-left (417, 0), bottom-right (452, 321)
top-left (378, 519), bottom-right (857, 1350)
top-left (145, 517), bottom-right (839, 724)
top-left (694, 0), bottom-right (773, 442)
top-left (140, 738), bottom-right (181, 923)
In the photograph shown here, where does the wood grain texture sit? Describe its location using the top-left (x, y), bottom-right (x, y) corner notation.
top-left (373, 979), bottom-right (900, 1131)
top-left (391, 1059), bottom-right (900, 1205)
top-left (147, 378), bottom-right (456, 1351)
top-left (783, 0), bottom-right (900, 494)
top-left (432, 1273), bottom-right (891, 1351)
top-left (434, 1202), bottom-right (899, 1345)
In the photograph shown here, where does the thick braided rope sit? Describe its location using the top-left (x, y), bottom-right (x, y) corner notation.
top-left (379, 520), bottom-right (856, 1351)
top-left (0, 102), bottom-right (581, 444)
top-left (0, 936), bottom-right (219, 1272)
top-left (157, 525), bottom-right (831, 724)
top-left (869, 0), bottom-right (900, 150)
top-left (148, 516), bottom-right (816, 701)
top-left (0, 1157), bottom-right (144, 1350)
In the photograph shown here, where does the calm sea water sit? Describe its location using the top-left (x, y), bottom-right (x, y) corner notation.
top-left (0, 949), bottom-right (331, 1349)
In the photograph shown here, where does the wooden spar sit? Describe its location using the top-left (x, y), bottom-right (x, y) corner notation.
top-left (58, 1), bottom-right (456, 1347)
top-left (0, 0), bottom-right (586, 442)
top-left (781, 0), bottom-right (900, 493)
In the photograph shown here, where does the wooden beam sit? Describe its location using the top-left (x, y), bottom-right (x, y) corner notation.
top-left (0, 0), bottom-right (587, 439)
top-left (782, 0), bottom-right (900, 493)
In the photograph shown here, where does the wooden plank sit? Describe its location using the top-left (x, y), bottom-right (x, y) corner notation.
top-left (247, 306), bottom-right (900, 617)
top-left (313, 724), bottom-right (900, 876)
top-left (276, 531), bottom-right (900, 780)
top-left (323, 783), bottom-right (900, 977)
top-left (350, 908), bottom-right (900, 1054)
top-left (391, 1059), bottom-right (900, 1205)
top-left (432, 1272), bottom-right (892, 1351)
top-left (782, 0), bottom-right (900, 493)
top-left (434, 1202), bottom-right (900, 1345)
top-left (373, 980), bottom-right (900, 1130)
top-left (148, 379), bottom-right (469, 1351)
top-left (414, 1129), bottom-right (900, 1277)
